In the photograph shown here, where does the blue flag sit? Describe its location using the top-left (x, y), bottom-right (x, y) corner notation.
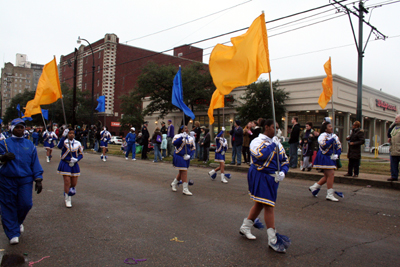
top-left (16, 104), bottom-right (20, 111)
top-left (0, 118), bottom-right (3, 124)
top-left (41, 109), bottom-right (49, 120)
top-left (95, 96), bottom-right (105, 112)
top-left (172, 67), bottom-right (195, 120)
top-left (22, 113), bottom-right (33, 121)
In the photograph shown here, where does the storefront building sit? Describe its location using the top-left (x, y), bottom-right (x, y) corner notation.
top-left (144, 74), bottom-right (399, 152)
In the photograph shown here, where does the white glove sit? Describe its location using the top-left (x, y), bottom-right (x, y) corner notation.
top-left (272, 136), bottom-right (280, 146)
top-left (275, 171), bottom-right (285, 183)
top-left (222, 127), bottom-right (225, 131)
top-left (62, 129), bottom-right (69, 137)
top-left (330, 154), bottom-right (339, 160)
top-left (182, 132), bottom-right (188, 138)
top-left (183, 154), bottom-right (190, 160)
top-left (70, 157), bottom-right (78, 163)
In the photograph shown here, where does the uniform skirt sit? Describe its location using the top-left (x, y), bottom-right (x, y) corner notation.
top-left (312, 151), bottom-right (337, 169)
top-left (214, 151), bottom-right (225, 162)
top-left (247, 167), bottom-right (279, 207)
top-left (100, 140), bottom-right (108, 148)
top-left (44, 141), bottom-right (54, 149)
top-left (173, 154), bottom-right (190, 170)
top-left (57, 160), bottom-right (81, 176)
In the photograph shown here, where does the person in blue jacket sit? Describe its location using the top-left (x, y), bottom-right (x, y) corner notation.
top-left (0, 118), bottom-right (43, 245)
top-left (239, 119), bottom-right (291, 253)
top-left (170, 125), bottom-right (196, 196)
top-left (31, 128), bottom-right (39, 146)
top-left (57, 128), bottom-right (83, 208)
top-left (208, 127), bottom-right (231, 183)
top-left (125, 127), bottom-right (136, 161)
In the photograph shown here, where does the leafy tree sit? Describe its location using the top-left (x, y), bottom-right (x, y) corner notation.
top-left (236, 80), bottom-right (289, 128)
top-left (135, 61), bottom-right (215, 119)
top-left (2, 83), bottom-right (93, 127)
top-left (118, 91), bottom-right (144, 131)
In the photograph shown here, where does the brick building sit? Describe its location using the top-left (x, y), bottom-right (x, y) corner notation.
top-left (59, 33), bottom-right (205, 132)
top-left (1, 55), bottom-right (44, 116)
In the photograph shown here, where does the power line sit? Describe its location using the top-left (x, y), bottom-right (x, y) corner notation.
top-left (123, 0), bottom-right (253, 44)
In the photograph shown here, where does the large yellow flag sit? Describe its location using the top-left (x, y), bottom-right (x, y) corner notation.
top-left (24, 57), bottom-right (62, 117)
top-left (207, 90), bottom-right (225, 125)
top-left (208, 13), bottom-right (271, 124)
top-left (318, 57), bottom-right (333, 109)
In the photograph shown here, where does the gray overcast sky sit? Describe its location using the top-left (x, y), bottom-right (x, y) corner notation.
top-left (1, 0), bottom-right (399, 97)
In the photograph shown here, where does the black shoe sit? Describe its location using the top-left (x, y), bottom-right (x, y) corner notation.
top-left (344, 173), bottom-right (352, 177)
top-left (230, 162), bottom-right (236, 165)
top-left (237, 164), bottom-right (241, 166)
top-left (387, 178), bottom-right (398, 181)
top-left (307, 167), bottom-right (312, 171)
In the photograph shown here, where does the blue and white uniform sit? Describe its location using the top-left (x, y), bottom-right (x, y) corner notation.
top-left (0, 135), bottom-right (43, 240)
top-left (313, 133), bottom-right (342, 170)
top-left (248, 134), bottom-right (289, 207)
top-left (172, 133), bottom-right (195, 170)
top-left (0, 133), bottom-right (6, 141)
top-left (214, 130), bottom-right (228, 163)
top-left (24, 130), bottom-right (30, 139)
top-left (43, 130), bottom-right (58, 150)
top-left (100, 130), bottom-right (111, 148)
top-left (57, 137), bottom-right (83, 176)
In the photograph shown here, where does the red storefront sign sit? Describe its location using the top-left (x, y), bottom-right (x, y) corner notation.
top-left (111, 122), bottom-right (121, 127)
top-left (376, 99), bottom-right (397, 112)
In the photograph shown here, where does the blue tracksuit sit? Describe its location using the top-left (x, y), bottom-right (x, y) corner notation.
top-left (32, 132), bottom-right (39, 146)
top-left (125, 133), bottom-right (136, 159)
top-left (0, 137), bottom-right (43, 240)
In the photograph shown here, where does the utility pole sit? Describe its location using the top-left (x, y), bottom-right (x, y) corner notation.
top-left (332, 0), bottom-right (387, 123)
top-left (72, 48), bottom-right (78, 127)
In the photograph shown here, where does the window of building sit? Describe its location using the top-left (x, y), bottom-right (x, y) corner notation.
top-left (97, 79), bottom-right (100, 86)
top-left (86, 57), bottom-right (88, 64)
top-left (98, 65), bottom-right (100, 73)
top-left (27, 74), bottom-right (30, 78)
top-left (98, 52), bottom-right (101, 58)
top-left (85, 83), bottom-right (87, 90)
top-left (19, 90), bottom-right (21, 93)
top-left (85, 70), bottom-right (87, 77)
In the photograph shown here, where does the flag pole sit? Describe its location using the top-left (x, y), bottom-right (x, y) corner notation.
top-left (40, 112), bottom-right (47, 130)
top-left (60, 96), bottom-right (68, 126)
top-left (179, 65), bottom-right (188, 157)
top-left (268, 73), bottom-right (280, 172)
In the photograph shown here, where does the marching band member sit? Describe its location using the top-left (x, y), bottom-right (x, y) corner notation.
top-left (310, 121), bottom-right (342, 201)
top-left (239, 119), bottom-right (291, 253)
top-left (57, 128), bottom-right (83, 208)
top-left (208, 127), bottom-right (231, 183)
top-left (100, 126), bottom-right (111, 162)
top-left (170, 125), bottom-right (196, 196)
top-left (0, 119), bottom-right (43, 245)
top-left (43, 126), bottom-right (58, 163)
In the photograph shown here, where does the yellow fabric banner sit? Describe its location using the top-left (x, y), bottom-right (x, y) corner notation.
top-left (208, 13), bottom-right (271, 124)
top-left (318, 57), bottom-right (333, 109)
top-left (207, 90), bottom-right (225, 125)
top-left (24, 57), bottom-right (62, 117)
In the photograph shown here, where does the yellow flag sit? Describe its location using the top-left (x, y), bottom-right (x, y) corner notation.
top-left (208, 13), bottom-right (271, 124)
top-left (318, 57), bottom-right (333, 109)
top-left (23, 57), bottom-right (62, 117)
top-left (207, 90), bottom-right (225, 125)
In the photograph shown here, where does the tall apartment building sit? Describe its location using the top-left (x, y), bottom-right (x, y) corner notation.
top-left (59, 33), bottom-right (205, 131)
top-left (1, 55), bottom-right (44, 116)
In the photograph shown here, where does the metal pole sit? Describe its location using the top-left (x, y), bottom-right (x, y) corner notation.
top-left (72, 48), bottom-right (78, 127)
top-left (268, 73), bottom-right (279, 171)
top-left (356, 0), bottom-right (365, 123)
top-left (60, 97), bottom-right (68, 125)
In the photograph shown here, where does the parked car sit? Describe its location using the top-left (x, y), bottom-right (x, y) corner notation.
top-left (209, 142), bottom-right (217, 151)
top-left (109, 136), bottom-right (123, 145)
top-left (370, 143), bottom-right (390, 154)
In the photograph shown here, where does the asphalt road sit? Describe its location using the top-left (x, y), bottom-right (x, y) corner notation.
top-left (0, 149), bottom-right (399, 267)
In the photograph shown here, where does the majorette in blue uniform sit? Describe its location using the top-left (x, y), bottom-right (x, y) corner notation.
top-left (172, 132), bottom-right (195, 170)
top-left (100, 128), bottom-right (111, 162)
top-left (24, 130), bottom-right (30, 139)
top-left (312, 132), bottom-right (342, 170)
top-left (43, 127), bottom-right (58, 163)
top-left (208, 129), bottom-right (231, 183)
top-left (57, 129), bottom-right (83, 208)
top-left (170, 127), bottom-right (196, 196)
top-left (0, 119), bottom-right (43, 245)
top-left (309, 131), bottom-right (344, 202)
top-left (239, 131), bottom-right (291, 253)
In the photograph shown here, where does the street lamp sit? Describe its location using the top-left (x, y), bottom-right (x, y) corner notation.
top-left (77, 36), bottom-right (95, 128)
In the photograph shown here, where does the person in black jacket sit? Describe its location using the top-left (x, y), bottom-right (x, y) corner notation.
top-left (201, 128), bottom-right (210, 163)
top-left (288, 117), bottom-right (300, 168)
top-left (193, 121), bottom-right (201, 159)
top-left (160, 122), bottom-right (167, 135)
top-left (141, 122), bottom-right (150, 160)
top-left (344, 121), bottom-right (365, 177)
top-left (230, 120), bottom-right (244, 165)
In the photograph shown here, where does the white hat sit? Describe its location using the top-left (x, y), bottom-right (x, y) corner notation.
top-left (131, 127), bottom-right (135, 131)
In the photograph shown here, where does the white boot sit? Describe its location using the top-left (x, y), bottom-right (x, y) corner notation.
top-left (221, 173), bottom-right (228, 184)
top-left (182, 182), bottom-right (193, 196)
top-left (46, 156), bottom-right (50, 163)
top-left (239, 218), bottom-right (256, 240)
top-left (208, 169), bottom-right (216, 180)
top-left (171, 178), bottom-right (178, 192)
top-left (267, 228), bottom-right (286, 253)
top-left (309, 183), bottom-right (321, 197)
top-left (326, 188), bottom-right (339, 202)
top-left (103, 156), bottom-right (107, 162)
top-left (65, 194), bottom-right (72, 208)
top-left (10, 237), bottom-right (19, 245)
top-left (20, 224), bottom-right (24, 234)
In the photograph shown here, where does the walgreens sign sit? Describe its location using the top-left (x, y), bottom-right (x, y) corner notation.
top-left (376, 99), bottom-right (397, 112)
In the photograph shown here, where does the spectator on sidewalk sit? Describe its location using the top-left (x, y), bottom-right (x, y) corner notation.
top-left (230, 120), bottom-right (243, 166)
top-left (198, 126), bottom-right (206, 161)
top-left (242, 122), bottom-right (251, 164)
top-left (344, 121), bottom-right (365, 178)
top-left (388, 114), bottom-right (400, 181)
top-left (141, 122), bottom-right (150, 160)
top-left (193, 121), bottom-right (201, 159)
top-left (300, 122), bottom-right (315, 171)
top-left (288, 117), bottom-right (300, 168)
top-left (202, 128), bottom-right (210, 163)
top-left (167, 120), bottom-right (174, 157)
